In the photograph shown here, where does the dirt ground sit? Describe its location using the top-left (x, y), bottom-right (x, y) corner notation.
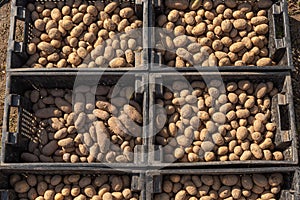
top-left (0, 1), bottom-right (299, 148)
top-left (0, 1), bottom-right (10, 149)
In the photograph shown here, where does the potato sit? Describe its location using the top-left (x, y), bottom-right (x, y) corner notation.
top-left (250, 143), bottom-right (263, 159)
top-left (35, 19), bottom-right (46, 31)
top-left (204, 152), bottom-right (215, 161)
top-left (58, 137), bottom-right (74, 148)
top-left (219, 186), bottom-right (231, 198)
top-left (43, 189), bottom-right (55, 199)
top-left (229, 42), bottom-right (245, 53)
top-left (220, 175), bottom-right (239, 186)
top-left (14, 180), bottom-right (30, 193)
top-left (273, 151), bottom-right (284, 160)
top-left (254, 24), bottom-right (269, 35)
top-left (165, 0), bottom-right (189, 10)
top-left (37, 42), bottom-right (55, 54)
top-left (212, 133), bottom-right (224, 146)
top-left (255, 83), bottom-right (267, 98)
top-left (109, 58), bottom-right (126, 68)
top-left (192, 23), bottom-right (207, 36)
top-left (175, 190), bottom-right (187, 200)
top-left (252, 174), bottom-right (268, 188)
top-left (27, 43), bottom-right (37, 55)
top-left (233, 19), bottom-right (247, 30)
top-left (257, 58), bottom-right (272, 66)
top-left (68, 52), bottom-right (81, 65)
top-left (236, 126), bottom-right (248, 140)
top-left (225, 0), bottom-right (237, 8)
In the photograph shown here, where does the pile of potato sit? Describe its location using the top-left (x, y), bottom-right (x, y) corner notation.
top-left (155, 0), bottom-right (275, 67)
top-left (21, 85), bottom-right (143, 163)
top-left (10, 173), bottom-right (139, 200)
top-left (155, 79), bottom-right (284, 162)
top-left (26, 0), bottom-right (142, 68)
top-left (154, 173), bottom-right (283, 200)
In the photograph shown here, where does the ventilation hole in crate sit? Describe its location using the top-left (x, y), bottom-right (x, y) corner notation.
top-left (14, 19), bottom-right (24, 43)
top-left (8, 107), bottom-right (18, 133)
top-left (274, 14), bottom-right (285, 39)
top-left (26, 22), bottom-right (34, 43)
top-left (279, 105), bottom-right (290, 131)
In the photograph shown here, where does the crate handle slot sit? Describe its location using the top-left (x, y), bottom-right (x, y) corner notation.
top-left (131, 174), bottom-right (143, 191)
top-left (152, 175), bottom-right (162, 193)
top-left (4, 95), bottom-right (21, 145)
top-left (279, 190), bottom-right (296, 200)
top-left (5, 94), bottom-right (36, 145)
top-left (271, 93), bottom-right (292, 147)
top-left (9, 6), bottom-right (26, 53)
top-left (269, 1), bottom-right (288, 64)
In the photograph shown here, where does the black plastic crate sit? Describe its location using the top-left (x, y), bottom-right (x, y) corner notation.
top-left (148, 71), bottom-right (297, 167)
top-left (1, 72), bottom-right (148, 168)
top-left (146, 167), bottom-right (300, 200)
top-left (7, 0), bottom-right (150, 71)
top-left (0, 168), bottom-right (145, 200)
top-left (150, 0), bottom-right (293, 71)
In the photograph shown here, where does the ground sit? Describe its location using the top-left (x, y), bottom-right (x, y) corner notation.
top-left (0, 1), bottom-right (299, 148)
top-left (0, 1), bottom-right (10, 149)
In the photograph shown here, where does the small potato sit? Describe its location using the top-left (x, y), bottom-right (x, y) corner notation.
top-left (252, 174), bottom-right (268, 188)
top-left (189, 0), bottom-right (202, 10)
top-left (212, 133), bottom-right (224, 146)
top-left (212, 112), bottom-right (226, 124)
top-left (273, 151), bottom-right (284, 160)
top-left (221, 19), bottom-right (232, 33)
top-left (251, 16), bottom-right (268, 26)
top-left (255, 83), bottom-right (267, 98)
top-left (257, 58), bottom-right (272, 66)
top-left (204, 152), bottom-right (215, 161)
top-left (14, 180), bottom-right (30, 193)
top-left (220, 175), bottom-right (239, 186)
top-left (35, 19), bottom-right (46, 31)
top-left (120, 7), bottom-right (134, 19)
top-left (250, 143), bottom-right (263, 159)
top-left (192, 23), bottom-right (207, 36)
top-left (241, 175), bottom-right (253, 190)
top-left (27, 43), bottom-right (37, 55)
top-left (236, 109), bottom-right (250, 118)
top-left (104, 2), bottom-right (119, 13)
top-left (240, 150), bottom-right (252, 160)
top-left (268, 173), bottom-right (283, 187)
top-left (233, 19), bottom-right (247, 30)
top-left (109, 58), bottom-right (126, 68)
top-left (257, 0), bottom-right (273, 9)
top-left (44, 189), bottom-right (55, 200)
top-left (219, 186), bottom-right (231, 198)
top-left (229, 42), bottom-right (245, 53)
top-left (165, 0), bottom-right (189, 10)
top-left (224, 0), bottom-right (237, 8)
top-left (254, 24), bottom-right (269, 35)
top-left (236, 126), bottom-right (248, 140)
